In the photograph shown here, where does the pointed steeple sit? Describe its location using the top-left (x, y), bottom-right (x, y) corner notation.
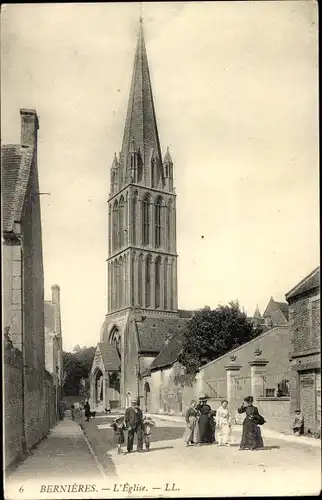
top-left (121, 20), bottom-right (162, 172)
top-left (111, 152), bottom-right (118, 169)
top-left (163, 147), bottom-right (173, 164)
top-left (253, 305), bottom-right (262, 319)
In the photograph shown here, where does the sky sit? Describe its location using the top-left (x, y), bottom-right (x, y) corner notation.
top-left (1, 2), bottom-right (319, 352)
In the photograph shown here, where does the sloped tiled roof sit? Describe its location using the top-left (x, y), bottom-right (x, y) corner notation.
top-left (136, 316), bottom-right (189, 354)
top-left (263, 297), bottom-right (288, 321)
top-left (150, 330), bottom-right (185, 371)
top-left (286, 267), bottom-right (320, 301)
top-left (1, 144), bottom-right (34, 233)
top-left (98, 342), bottom-right (120, 371)
top-left (44, 301), bottom-right (55, 332)
top-left (178, 309), bottom-right (194, 318)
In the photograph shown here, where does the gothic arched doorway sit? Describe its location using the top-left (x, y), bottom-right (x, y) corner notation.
top-left (144, 381), bottom-right (151, 412)
top-left (108, 327), bottom-right (121, 407)
top-left (94, 369), bottom-right (104, 406)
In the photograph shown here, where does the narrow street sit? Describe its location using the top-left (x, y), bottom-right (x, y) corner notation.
top-left (82, 414), bottom-right (321, 497)
top-left (5, 414), bottom-right (321, 499)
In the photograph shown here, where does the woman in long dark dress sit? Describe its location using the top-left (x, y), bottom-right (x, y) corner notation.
top-left (237, 396), bottom-right (265, 450)
top-left (197, 397), bottom-right (213, 443)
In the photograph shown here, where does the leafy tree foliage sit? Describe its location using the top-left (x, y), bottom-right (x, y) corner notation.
top-left (63, 346), bottom-right (95, 396)
top-left (178, 301), bottom-right (262, 374)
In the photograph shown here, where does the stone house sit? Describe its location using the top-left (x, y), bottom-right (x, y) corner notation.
top-left (286, 267), bottom-right (320, 434)
top-left (2, 109), bottom-right (56, 469)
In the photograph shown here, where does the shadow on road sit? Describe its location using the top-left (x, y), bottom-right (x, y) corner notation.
top-left (145, 446), bottom-right (174, 453)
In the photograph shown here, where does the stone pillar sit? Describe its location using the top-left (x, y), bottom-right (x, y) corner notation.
top-left (225, 355), bottom-right (242, 412)
top-left (248, 349), bottom-right (269, 401)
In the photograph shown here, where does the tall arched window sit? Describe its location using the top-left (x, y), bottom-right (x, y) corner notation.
top-left (145, 255), bottom-right (152, 307)
top-left (164, 257), bottom-right (168, 310)
top-left (113, 200), bottom-right (119, 252)
top-left (155, 197), bottom-right (162, 248)
top-left (142, 194), bottom-right (150, 245)
top-left (108, 263), bottom-right (111, 312)
top-left (151, 159), bottom-right (155, 188)
top-left (155, 257), bottom-right (161, 308)
top-left (138, 253), bottom-right (143, 306)
top-left (131, 253), bottom-right (136, 306)
top-left (119, 256), bottom-right (123, 308)
top-left (115, 259), bottom-right (119, 309)
top-left (119, 196), bottom-right (125, 248)
top-left (167, 200), bottom-right (172, 252)
top-left (169, 261), bottom-right (173, 310)
top-left (132, 191), bottom-right (138, 245)
top-left (108, 205), bottom-right (112, 255)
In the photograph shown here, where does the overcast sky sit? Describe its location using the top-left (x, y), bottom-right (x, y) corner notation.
top-left (1, 2), bottom-right (318, 352)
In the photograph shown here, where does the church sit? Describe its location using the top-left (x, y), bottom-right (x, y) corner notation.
top-left (90, 19), bottom-right (190, 411)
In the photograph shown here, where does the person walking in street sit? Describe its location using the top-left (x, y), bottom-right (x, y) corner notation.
top-left (110, 416), bottom-right (126, 454)
top-left (184, 400), bottom-right (199, 446)
top-left (237, 396), bottom-right (265, 450)
top-left (196, 396), bottom-right (214, 444)
top-left (125, 398), bottom-right (143, 453)
top-left (59, 400), bottom-right (65, 420)
top-left (142, 417), bottom-right (155, 452)
top-left (70, 403), bottom-right (75, 421)
top-left (293, 409), bottom-right (304, 436)
top-left (215, 400), bottom-right (232, 446)
top-left (84, 399), bottom-right (91, 422)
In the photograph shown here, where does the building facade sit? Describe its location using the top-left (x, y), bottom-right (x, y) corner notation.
top-left (2, 109), bottom-right (56, 469)
top-left (90, 20), bottom-right (188, 409)
top-left (44, 284), bottom-right (64, 413)
top-left (286, 267), bottom-right (320, 434)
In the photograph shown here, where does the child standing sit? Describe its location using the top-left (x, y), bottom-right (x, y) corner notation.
top-left (293, 409), bottom-right (304, 436)
top-left (142, 417), bottom-right (155, 452)
top-left (110, 416), bottom-right (126, 454)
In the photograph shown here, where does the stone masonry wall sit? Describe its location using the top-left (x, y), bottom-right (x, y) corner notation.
top-left (4, 346), bottom-right (24, 470)
top-left (289, 292), bottom-right (320, 353)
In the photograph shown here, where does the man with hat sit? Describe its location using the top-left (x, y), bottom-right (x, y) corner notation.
top-left (125, 397), bottom-right (144, 453)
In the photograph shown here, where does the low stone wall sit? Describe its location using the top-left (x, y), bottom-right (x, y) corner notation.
top-left (256, 397), bottom-right (292, 433)
top-left (4, 345), bottom-right (58, 470)
top-left (4, 346), bottom-right (24, 470)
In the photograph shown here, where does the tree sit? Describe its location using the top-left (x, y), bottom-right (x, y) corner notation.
top-left (178, 301), bottom-right (262, 375)
top-left (62, 346), bottom-right (96, 396)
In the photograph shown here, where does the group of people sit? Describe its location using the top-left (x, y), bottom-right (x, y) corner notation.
top-left (184, 395), bottom-right (266, 450)
top-left (110, 398), bottom-right (155, 455)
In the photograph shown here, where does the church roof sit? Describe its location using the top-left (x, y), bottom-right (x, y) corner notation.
top-left (136, 316), bottom-right (189, 354)
top-left (1, 144), bottom-right (34, 233)
top-left (286, 267), bottom-right (320, 301)
top-left (178, 309), bottom-right (194, 318)
top-left (149, 329), bottom-right (185, 371)
top-left (97, 342), bottom-right (120, 371)
top-left (121, 21), bottom-right (162, 169)
top-left (263, 297), bottom-right (289, 321)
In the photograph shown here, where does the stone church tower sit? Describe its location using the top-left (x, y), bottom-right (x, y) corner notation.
top-left (107, 19), bottom-right (178, 317)
top-left (90, 20), bottom-right (188, 411)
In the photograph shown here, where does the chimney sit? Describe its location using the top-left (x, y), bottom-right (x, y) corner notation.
top-left (20, 109), bottom-right (39, 147)
top-left (51, 285), bottom-right (61, 337)
top-left (51, 284), bottom-right (60, 306)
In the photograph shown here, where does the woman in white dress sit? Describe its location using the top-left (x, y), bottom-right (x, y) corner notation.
top-left (215, 400), bottom-right (232, 446)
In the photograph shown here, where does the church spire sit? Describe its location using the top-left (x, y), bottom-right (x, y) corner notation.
top-left (121, 19), bottom-right (162, 173)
